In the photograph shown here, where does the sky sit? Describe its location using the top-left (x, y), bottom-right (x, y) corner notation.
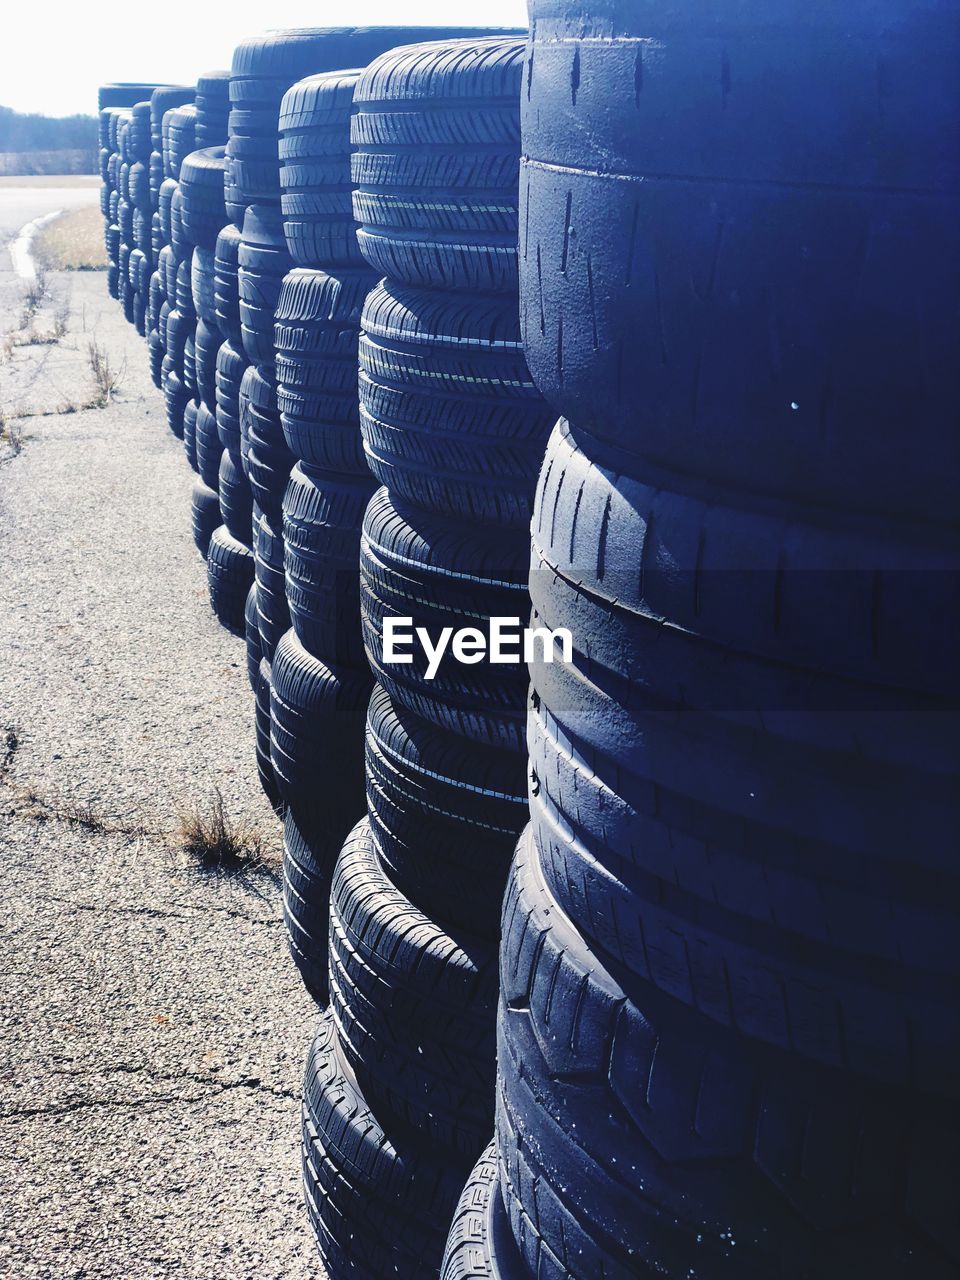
top-left (2, 0), bottom-right (529, 117)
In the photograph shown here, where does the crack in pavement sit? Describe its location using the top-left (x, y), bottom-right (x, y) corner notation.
top-left (0, 1063), bottom-right (299, 1122)
top-left (3, 891), bottom-right (279, 929)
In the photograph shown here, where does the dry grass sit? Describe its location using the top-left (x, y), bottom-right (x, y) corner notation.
top-left (87, 338), bottom-right (124, 404)
top-left (178, 790), bottom-right (265, 873)
top-left (34, 206), bottom-right (107, 272)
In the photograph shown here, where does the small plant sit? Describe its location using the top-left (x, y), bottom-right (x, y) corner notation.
top-left (21, 267), bottom-right (48, 324)
top-left (54, 303), bottom-right (69, 338)
top-left (0, 418), bottom-right (23, 457)
top-left (178, 789), bottom-right (264, 872)
top-left (87, 338), bottom-right (124, 405)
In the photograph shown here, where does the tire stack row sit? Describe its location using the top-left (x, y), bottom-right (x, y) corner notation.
top-left (443, 4), bottom-right (960, 1280)
top-left (297, 36), bottom-right (555, 1280)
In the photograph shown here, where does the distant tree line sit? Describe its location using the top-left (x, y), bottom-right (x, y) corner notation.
top-left (0, 106), bottom-right (97, 174)
top-left (0, 105), bottom-right (97, 151)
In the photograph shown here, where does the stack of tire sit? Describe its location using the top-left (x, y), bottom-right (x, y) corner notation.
top-left (157, 102), bottom-right (198, 440)
top-left (98, 84), bottom-right (167, 302)
top-left (300, 35), bottom-right (556, 1280)
top-left (145, 86), bottom-right (194, 387)
top-left (222, 27), bottom-right (496, 830)
top-left (442, 4), bottom-right (960, 1279)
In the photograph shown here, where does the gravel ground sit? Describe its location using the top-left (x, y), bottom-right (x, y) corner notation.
top-left (0, 202), bottom-right (324, 1279)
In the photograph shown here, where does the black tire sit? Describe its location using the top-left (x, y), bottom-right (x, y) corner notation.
top-left (179, 147), bottom-right (228, 249)
top-left (359, 487), bottom-right (530, 753)
top-left (440, 1145), bottom-right (526, 1280)
top-left (195, 70), bottom-right (230, 148)
top-left (190, 246), bottom-right (219, 328)
top-left (161, 356), bottom-right (189, 437)
top-left (215, 338), bottom-right (248, 452)
top-left (228, 27), bottom-right (514, 208)
top-left (496, 826), bottom-right (960, 1280)
top-left (359, 280), bottom-right (552, 525)
top-left (269, 628), bottom-right (370, 837)
top-left (99, 82), bottom-right (168, 110)
top-left (238, 204), bottom-right (293, 366)
top-left (244, 581), bottom-right (261, 688)
top-left (182, 399), bottom-right (199, 472)
top-left (149, 85), bottom-right (194, 150)
top-left (279, 69), bottom-right (365, 267)
top-left (275, 266), bottom-right (376, 474)
top-left (254, 656), bottom-right (284, 814)
top-left (254, 510), bottom-right (291, 662)
top-left (206, 524), bottom-right (254, 634)
top-left (519, 0), bottom-right (960, 524)
top-left (526, 425), bottom-right (960, 1095)
top-left (302, 1007), bottom-right (471, 1280)
top-left (352, 37), bottom-right (525, 293)
top-left (191, 478), bottom-right (221, 560)
top-left (328, 818), bottom-right (498, 1156)
top-left (240, 364), bottom-right (295, 520)
top-left (162, 103), bottom-right (197, 180)
top-left (147, 328), bottom-right (164, 389)
top-left (214, 223), bottom-right (243, 345)
top-left (282, 462), bottom-right (371, 667)
top-left (194, 402), bottom-right (222, 492)
top-left (218, 448), bottom-right (254, 546)
top-left (193, 317), bottom-right (220, 413)
top-left (364, 685), bottom-right (525, 936)
top-left (282, 805), bottom-right (336, 1002)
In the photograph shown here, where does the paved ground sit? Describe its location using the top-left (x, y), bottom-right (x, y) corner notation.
top-left (0, 189), bottom-right (324, 1279)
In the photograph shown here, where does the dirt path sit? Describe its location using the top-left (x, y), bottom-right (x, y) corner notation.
top-left (0, 255), bottom-right (323, 1277)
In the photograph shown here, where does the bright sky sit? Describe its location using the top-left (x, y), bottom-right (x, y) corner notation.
top-left (2, 0), bottom-right (529, 117)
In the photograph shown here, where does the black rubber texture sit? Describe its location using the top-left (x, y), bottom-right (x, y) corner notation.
top-left (161, 355), bottom-right (189, 437)
top-left (149, 85), bottom-right (194, 148)
top-left (240, 364), bottom-right (295, 520)
top-left (206, 524), bottom-right (255, 635)
top-left (278, 69), bottom-right (365, 266)
top-left (182, 399), bottom-right (199, 472)
top-left (364, 684), bottom-right (526, 937)
top-left (99, 82), bottom-right (168, 110)
top-left (359, 487), bottom-right (530, 752)
top-left (519, 0), bottom-right (960, 525)
top-left (440, 1145), bottom-right (526, 1280)
top-left (352, 37), bottom-right (525, 293)
top-left (190, 478), bottom-right (221, 560)
top-left (195, 70), bottom-right (230, 147)
top-left (215, 338), bottom-right (248, 453)
top-left (244, 581), bottom-right (261, 688)
top-left (302, 1005), bottom-right (472, 1280)
top-left (147, 328), bottom-right (164, 389)
top-left (238, 204), bottom-right (293, 366)
top-left (254, 510), bottom-right (291, 662)
top-left (254, 656), bottom-right (285, 815)
top-left (328, 818), bottom-right (498, 1156)
top-left (275, 266), bottom-right (376, 474)
top-left (193, 317), bottom-right (220, 413)
top-left (213, 223), bottom-right (243, 345)
top-left (228, 28), bottom-right (513, 208)
top-left (162, 103), bottom-right (197, 180)
top-left (496, 825), bottom-right (960, 1280)
top-left (194, 402), bottom-right (222, 492)
top-left (179, 147), bottom-right (228, 249)
top-left (527, 420), bottom-right (960, 1096)
top-left (282, 805), bottom-right (337, 1003)
top-left (359, 280), bottom-right (552, 525)
top-left (190, 246), bottom-right (219, 327)
top-left (269, 627), bottom-right (370, 838)
top-left (282, 462), bottom-right (372, 667)
top-left (218, 448), bottom-right (254, 545)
